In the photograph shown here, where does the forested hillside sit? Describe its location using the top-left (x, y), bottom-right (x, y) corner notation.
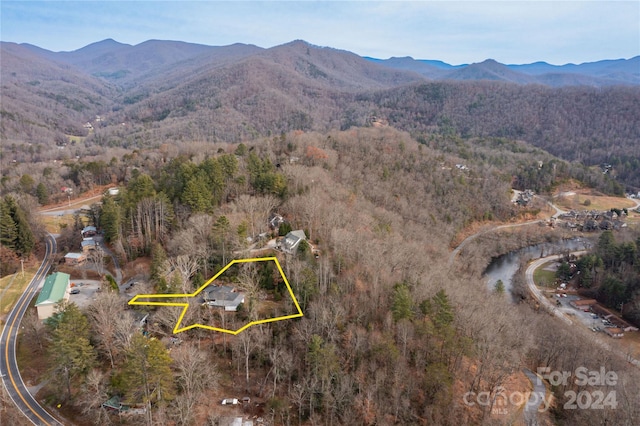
top-left (2, 39), bottom-right (640, 189)
top-left (1, 127), bottom-right (640, 425)
top-left (1, 38), bottom-right (640, 425)
top-left (362, 82), bottom-right (640, 187)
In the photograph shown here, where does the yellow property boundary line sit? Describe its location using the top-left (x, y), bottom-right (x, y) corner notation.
top-left (128, 257), bottom-right (303, 335)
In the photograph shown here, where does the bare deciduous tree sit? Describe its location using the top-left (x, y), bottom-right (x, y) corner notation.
top-left (167, 254), bottom-right (200, 292)
top-left (170, 345), bottom-right (219, 425)
top-left (87, 291), bottom-right (136, 367)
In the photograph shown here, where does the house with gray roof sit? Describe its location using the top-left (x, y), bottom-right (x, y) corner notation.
top-left (81, 226), bottom-right (97, 238)
top-left (281, 230), bottom-right (306, 254)
top-left (35, 272), bottom-right (70, 319)
top-left (203, 285), bottom-right (245, 311)
top-left (81, 239), bottom-right (96, 252)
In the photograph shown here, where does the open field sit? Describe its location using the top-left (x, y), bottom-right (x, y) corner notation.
top-left (65, 134), bottom-right (86, 144)
top-left (553, 189), bottom-right (636, 211)
top-left (533, 264), bottom-right (557, 288)
top-left (40, 214), bottom-right (76, 234)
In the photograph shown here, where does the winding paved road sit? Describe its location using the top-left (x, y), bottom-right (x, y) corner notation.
top-left (0, 234), bottom-right (64, 426)
top-left (525, 254), bottom-right (583, 326)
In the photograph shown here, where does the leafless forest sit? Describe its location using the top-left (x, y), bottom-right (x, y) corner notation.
top-left (1, 39), bottom-right (640, 425)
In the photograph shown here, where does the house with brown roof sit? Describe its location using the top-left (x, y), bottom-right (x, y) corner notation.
top-left (604, 328), bottom-right (624, 338)
top-left (570, 299), bottom-right (597, 311)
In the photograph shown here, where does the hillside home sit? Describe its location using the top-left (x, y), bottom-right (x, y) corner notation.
top-left (81, 226), bottom-right (97, 238)
top-left (64, 252), bottom-right (86, 265)
top-left (81, 239), bottom-right (96, 252)
top-left (268, 213), bottom-right (285, 230)
top-left (281, 230), bottom-right (306, 254)
top-left (203, 285), bottom-right (245, 311)
top-left (35, 272), bottom-right (70, 320)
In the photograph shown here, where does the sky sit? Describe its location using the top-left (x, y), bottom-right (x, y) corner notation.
top-left (1, 1), bottom-right (638, 65)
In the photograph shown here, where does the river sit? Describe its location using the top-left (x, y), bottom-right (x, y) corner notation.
top-left (484, 237), bottom-right (592, 301)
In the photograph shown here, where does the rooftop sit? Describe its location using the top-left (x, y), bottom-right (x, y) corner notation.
top-left (282, 230), bottom-right (306, 253)
top-left (35, 272), bottom-right (70, 306)
top-left (203, 285), bottom-right (245, 310)
top-left (64, 252), bottom-right (85, 259)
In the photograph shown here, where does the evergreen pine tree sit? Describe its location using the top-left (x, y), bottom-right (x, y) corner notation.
top-left (0, 199), bottom-right (17, 250)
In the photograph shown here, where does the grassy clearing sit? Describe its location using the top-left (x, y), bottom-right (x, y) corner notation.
top-left (533, 263), bottom-right (557, 288)
top-left (66, 134), bottom-right (86, 144)
top-left (0, 269), bottom-right (37, 317)
top-left (40, 214), bottom-right (76, 234)
top-left (554, 191), bottom-right (635, 212)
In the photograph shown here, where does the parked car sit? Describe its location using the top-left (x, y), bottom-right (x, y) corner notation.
top-left (70, 288), bottom-right (80, 295)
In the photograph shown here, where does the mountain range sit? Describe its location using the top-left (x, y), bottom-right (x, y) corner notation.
top-left (2, 38), bottom-right (639, 186)
top-left (367, 56), bottom-right (640, 86)
top-left (16, 38), bottom-right (640, 87)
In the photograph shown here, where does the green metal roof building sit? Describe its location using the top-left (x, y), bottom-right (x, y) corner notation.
top-left (35, 272), bottom-right (70, 319)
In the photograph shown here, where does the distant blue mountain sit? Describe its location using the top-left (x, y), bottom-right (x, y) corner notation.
top-left (366, 56), bottom-right (640, 86)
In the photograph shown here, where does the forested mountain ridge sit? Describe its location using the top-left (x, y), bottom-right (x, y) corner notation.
top-left (2, 39), bottom-right (640, 188)
top-left (360, 82), bottom-right (640, 188)
top-left (1, 42), bottom-right (116, 140)
top-left (370, 55), bottom-right (640, 86)
top-left (22, 39), bottom-right (265, 88)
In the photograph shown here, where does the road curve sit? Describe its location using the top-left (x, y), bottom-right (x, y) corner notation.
top-left (525, 251), bottom-right (640, 368)
top-left (0, 233), bottom-right (64, 426)
top-left (448, 220), bottom-right (542, 267)
top-left (524, 254), bottom-right (582, 326)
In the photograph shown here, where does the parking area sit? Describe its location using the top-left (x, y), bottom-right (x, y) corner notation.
top-left (555, 294), bottom-right (613, 332)
top-left (68, 279), bottom-right (102, 309)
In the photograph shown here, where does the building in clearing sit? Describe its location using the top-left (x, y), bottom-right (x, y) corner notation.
top-left (570, 299), bottom-right (597, 311)
top-left (35, 272), bottom-right (70, 320)
top-left (64, 252), bottom-right (86, 265)
top-left (281, 230), bottom-right (307, 254)
top-left (203, 285), bottom-right (245, 311)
